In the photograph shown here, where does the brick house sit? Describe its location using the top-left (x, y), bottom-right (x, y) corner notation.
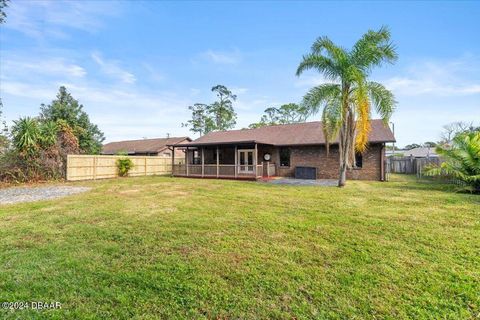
top-left (169, 120), bottom-right (395, 181)
top-left (102, 137), bottom-right (190, 157)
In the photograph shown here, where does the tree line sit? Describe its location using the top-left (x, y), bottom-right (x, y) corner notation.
top-left (182, 85), bottom-right (309, 135)
top-left (392, 121), bottom-right (480, 150)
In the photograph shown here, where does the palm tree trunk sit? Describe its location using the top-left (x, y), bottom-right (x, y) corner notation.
top-left (338, 113), bottom-right (349, 187)
top-left (347, 112), bottom-right (356, 168)
top-left (338, 84), bottom-right (350, 187)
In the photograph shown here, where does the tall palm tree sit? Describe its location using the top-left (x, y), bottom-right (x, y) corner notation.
top-left (296, 26), bottom-right (397, 187)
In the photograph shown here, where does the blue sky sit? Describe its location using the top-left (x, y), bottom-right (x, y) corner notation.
top-left (0, 1), bottom-right (479, 146)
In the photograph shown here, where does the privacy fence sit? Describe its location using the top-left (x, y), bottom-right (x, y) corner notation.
top-left (386, 156), bottom-right (442, 175)
top-left (66, 155), bottom-right (184, 181)
top-left (385, 156), bottom-right (464, 186)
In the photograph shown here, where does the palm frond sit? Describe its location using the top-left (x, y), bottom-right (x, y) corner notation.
top-left (351, 26), bottom-right (398, 73)
top-left (311, 36), bottom-right (349, 66)
top-left (296, 54), bottom-right (341, 81)
top-left (352, 84), bottom-right (371, 153)
top-left (300, 84), bottom-right (341, 155)
top-left (11, 117), bottom-right (40, 155)
top-left (425, 132), bottom-right (480, 192)
top-left (367, 81), bottom-right (396, 123)
top-left (321, 97), bottom-right (342, 155)
top-left (301, 83), bottom-right (342, 116)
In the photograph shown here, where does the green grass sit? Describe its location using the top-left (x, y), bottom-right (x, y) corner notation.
top-left (0, 175), bottom-right (479, 319)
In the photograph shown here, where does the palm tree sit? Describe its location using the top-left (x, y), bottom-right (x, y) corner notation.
top-left (11, 117), bottom-right (40, 156)
top-left (296, 26), bottom-right (397, 186)
top-left (425, 132), bottom-right (480, 193)
top-left (39, 120), bottom-right (58, 148)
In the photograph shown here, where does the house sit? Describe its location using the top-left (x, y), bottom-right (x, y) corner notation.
top-left (169, 120), bottom-right (395, 181)
top-left (102, 137), bottom-right (191, 157)
top-left (403, 147), bottom-right (438, 158)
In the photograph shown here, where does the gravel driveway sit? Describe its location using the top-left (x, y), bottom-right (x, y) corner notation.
top-left (0, 185), bottom-right (91, 205)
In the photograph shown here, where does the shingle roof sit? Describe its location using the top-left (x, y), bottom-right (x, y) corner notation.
top-left (404, 147), bottom-right (438, 158)
top-left (178, 119), bottom-right (395, 147)
top-left (102, 137), bottom-right (190, 154)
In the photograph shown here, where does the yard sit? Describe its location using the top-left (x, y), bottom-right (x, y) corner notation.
top-left (0, 175), bottom-right (478, 319)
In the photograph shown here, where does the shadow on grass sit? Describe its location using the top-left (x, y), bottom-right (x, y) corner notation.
top-left (384, 175), bottom-right (480, 203)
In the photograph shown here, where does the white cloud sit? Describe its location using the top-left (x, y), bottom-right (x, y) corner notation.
top-left (384, 77), bottom-right (480, 96)
top-left (1, 81), bottom-right (57, 101)
top-left (201, 49), bottom-right (242, 64)
top-left (142, 63), bottom-right (166, 82)
top-left (1, 79), bottom-right (193, 142)
top-left (1, 58), bottom-right (86, 78)
top-left (4, 0), bottom-right (120, 39)
top-left (382, 56), bottom-right (480, 96)
top-left (91, 52), bottom-right (136, 84)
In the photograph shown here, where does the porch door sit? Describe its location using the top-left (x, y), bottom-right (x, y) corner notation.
top-left (238, 149), bottom-right (254, 173)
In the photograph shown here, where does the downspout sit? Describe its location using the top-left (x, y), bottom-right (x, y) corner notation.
top-left (381, 143), bottom-right (385, 181)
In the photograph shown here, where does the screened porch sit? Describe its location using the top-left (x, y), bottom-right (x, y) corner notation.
top-left (171, 144), bottom-right (276, 180)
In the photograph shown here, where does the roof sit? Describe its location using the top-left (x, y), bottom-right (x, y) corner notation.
top-left (178, 119), bottom-right (395, 147)
top-left (102, 137), bottom-right (191, 155)
top-left (403, 147), bottom-right (438, 158)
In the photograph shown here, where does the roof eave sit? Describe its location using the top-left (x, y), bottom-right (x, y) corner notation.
top-left (169, 140), bottom-right (274, 147)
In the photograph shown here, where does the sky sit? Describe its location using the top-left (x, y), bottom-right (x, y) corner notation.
top-left (0, 0), bottom-right (479, 147)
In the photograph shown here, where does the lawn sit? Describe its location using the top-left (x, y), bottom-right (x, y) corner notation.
top-left (0, 175), bottom-right (479, 319)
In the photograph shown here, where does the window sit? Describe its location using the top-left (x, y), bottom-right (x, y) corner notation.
top-left (355, 152), bottom-right (363, 168)
top-left (193, 150), bottom-right (201, 164)
top-left (279, 147), bottom-right (290, 167)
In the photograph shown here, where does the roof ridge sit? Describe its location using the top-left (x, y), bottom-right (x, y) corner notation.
top-left (207, 119), bottom-right (385, 135)
top-left (104, 136), bottom-right (188, 145)
top-left (208, 120), bottom-right (323, 135)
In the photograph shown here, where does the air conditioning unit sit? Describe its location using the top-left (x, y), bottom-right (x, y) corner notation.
top-left (295, 166), bottom-right (317, 180)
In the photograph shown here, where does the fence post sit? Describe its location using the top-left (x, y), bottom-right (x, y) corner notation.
top-left (234, 145), bottom-right (238, 178)
top-left (186, 147), bottom-right (189, 176)
top-left (93, 156), bottom-right (97, 180)
top-left (201, 147), bottom-right (205, 178)
top-left (216, 146), bottom-right (219, 178)
top-left (66, 155), bottom-right (70, 181)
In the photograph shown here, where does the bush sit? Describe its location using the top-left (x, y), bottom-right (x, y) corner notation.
top-left (116, 158), bottom-right (134, 177)
top-left (0, 119), bottom-right (80, 183)
top-left (424, 132), bottom-right (480, 193)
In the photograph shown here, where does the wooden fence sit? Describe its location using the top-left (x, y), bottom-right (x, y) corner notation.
top-left (387, 156), bottom-right (442, 175)
top-left (66, 155), bottom-right (184, 181)
top-left (386, 156), bottom-right (466, 186)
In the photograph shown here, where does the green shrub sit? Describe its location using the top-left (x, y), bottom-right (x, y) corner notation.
top-left (116, 157), bottom-right (134, 177)
top-left (0, 118), bottom-right (80, 183)
top-left (424, 132), bottom-right (480, 193)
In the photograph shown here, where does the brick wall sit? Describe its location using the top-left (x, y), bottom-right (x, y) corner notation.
top-left (272, 144), bottom-right (384, 181)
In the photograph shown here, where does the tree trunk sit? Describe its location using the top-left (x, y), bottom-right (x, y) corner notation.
top-left (347, 112), bottom-right (356, 168)
top-left (338, 162), bottom-right (347, 187)
top-left (338, 112), bottom-right (349, 187)
top-left (338, 84), bottom-right (350, 187)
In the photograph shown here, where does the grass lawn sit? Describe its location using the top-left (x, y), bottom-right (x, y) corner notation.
top-left (0, 175), bottom-right (479, 319)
